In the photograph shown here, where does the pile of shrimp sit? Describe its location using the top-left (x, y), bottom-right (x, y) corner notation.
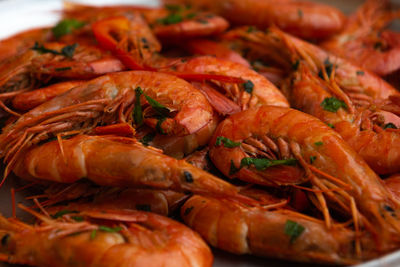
top-left (1, 0), bottom-right (400, 265)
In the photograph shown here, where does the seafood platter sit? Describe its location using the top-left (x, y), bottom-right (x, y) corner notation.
top-left (1, 0), bottom-right (400, 266)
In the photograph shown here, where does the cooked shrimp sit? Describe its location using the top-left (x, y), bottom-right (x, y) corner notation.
top-left (288, 64), bottom-right (400, 174)
top-left (39, 181), bottom-right (187, 216)
top-left (209, 106), bottom-right (400, 250)
top-left (0, 71), bottom-right (214, 171)
top-left (321, 0), bottom-right (400, 76)
top-left (12, 80), bottom-right (85, 111)
top-left (224, 26), bottom-right (400, 106)
top-left (162, 0), bottom-right (346, 39)
top-left (0, 205), bottom-right (213, 267)
top-left (181, 194), bottom-right (378, 264)
top-left (12, 134), bottom-right (247, 200)
top-left (176, 56), bottom-right (289, 111)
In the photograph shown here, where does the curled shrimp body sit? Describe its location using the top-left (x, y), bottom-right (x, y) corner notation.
top-left (176, 56), bottom-right (289, 112)
top-left (0, 206), bottom-right (213, 267)
top-left (321, 0), bottom-right (400, 76)
top-left (12, 135), bottom-right (246, 201)
top-left (209, 106), bottom-right (400, 250)
top-left (162, 0), bottom-right (345, 39)
top-left (0, 71), bottom-right (214, 168)
top-left (181, 195), bottom-right (362, 264)
top-left (224, 26), bottom-right (400, 106)
top-left (289, 65), bottom-right (400, 175)
top-left (0, 42), bottom-right (124, 94)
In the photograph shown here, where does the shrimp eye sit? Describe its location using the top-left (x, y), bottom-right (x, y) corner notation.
top-left (1, 234), bottom-right (9, 246)
top-left (183, 171), bottom-right (193, 183)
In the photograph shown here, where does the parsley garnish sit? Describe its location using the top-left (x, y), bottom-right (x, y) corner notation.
top-left (52, 19), bottom-right (85, 39)
top-left (310, 156), bottom-right (316, 164)
top-left (139, 132), bottom-right (155, 146)
top-left (240, 158), bottom-right (297, 171)
top-left (356, 70), bottom-right (364, 76)
top-left (51, 210), bottom-right (78, 219)
top-left (243, 80), bottom-right (254, 93)
top-left (32, 42), bottom-right (77, 58)
top-left (98, 226), bottom-right (122, 233)
top-left (327, 123), bottom-right (335, 128)
top-left (158, 13), bottom-right (183, 25)
top-left (314, 141), bottom-right (323, 146)
top-left (384, 123), bottom-right (397, 129)
top-left (215, 136), bottom-right (241, 148)
top-left (229, 160), bottom-right (240, 175)
top-left (321, 97), bottom-right (347, 113)
top-left (136, 204), bottom-right (151, 212)
top-left (90, 229), bottom-right (97, 240)
top-left (284, 220), bottom-right (305, 244)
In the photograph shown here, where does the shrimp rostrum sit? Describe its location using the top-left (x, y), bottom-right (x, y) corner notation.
top-left (0, 205), bottom-right (212, 267)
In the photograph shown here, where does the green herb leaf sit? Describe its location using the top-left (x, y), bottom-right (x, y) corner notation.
top-left (314, 141), bottom-right (323, 146)
top-left (90, 229), bottom-right (97, 240)
top-left (327, 123), bottom-right (335, 128)
top-left (240, 157), bottom-right (297, 171)
top-left (61, 43), bottom-right (78, 58)
top-left (356, 70), bottom-right (364, 76)
top-left (139, 132), bottom-right (155, 146)
top-left (55, 67), bottom-right (72, 72)
top-left (292, 59), bottom-right (300, 71)
top-left (298, 9), bottom-right (303, 18)
top-left (98, 226), bottom-right (123, 233)
top-left (246, 26), bottom-right (256, 33)
top-left (158, 13), bottom-right (183, 25)
top-left (71, 216), bottom-right (84, 222)
top-left (384, 123), bottom-right (397, 129)
top-left (321, 97), bottom-right (347, 113)
top-left (284, 220), bottom-right (305, 244)
top-left (310, 156), bottom-right (316, 164)
top-left (143, 95), bottom-right (170, 117)
top-left (215, 136), bottom-right (241, 148)
top-left (134, 87), bottom-right (143, 126)
top-left (243, 80), bottom-right (254, 94)
top-left (32, 42), bottom-right (60, 55)
top-left (52, 19), bottom-right (85, 39)
top-left (51, 210), bottom-right (78, 219)
top-left (136, 204), bottom-right (151, 212)
top-left (156, 116), bottom-right (167, 135)
top-left (229, 160), bottom-right (240, 175)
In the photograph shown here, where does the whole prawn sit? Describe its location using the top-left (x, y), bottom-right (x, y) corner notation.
top-left (321, 0), bottom-right (400, 76)
top-left (209, 106), bottom-right (400, 251)
top-left (0, 205), bottom-right (213, 267)
top-left (181, 194), bottom-right (368, 264)
top-left (162, 0), bottom-right (346, 39)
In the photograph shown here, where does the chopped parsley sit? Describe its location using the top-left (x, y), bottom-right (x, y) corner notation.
top-left (136, 204), bottom-right (151, 212)
top-left (243, 80), bottom-right (254, 94)
top-left (314, 141), bottom-right (323, 146)
top-left (356, 70), bottom-right (364, 76)
top-left (139, 132), bottom-right (155, 146)
top-left (321, 97), bottom-right (347, 113)
top-left (215, 136), bottom-right (241, 148)
top-left (51, 210), bottom-right (78, 219)
top-left (32, 42), bottom-right (77, 58)
top-left (229, 160), bottom-right (240, 175)
top-left (246, 26), bottom-right (256, 33)
top-left (327, 123), bottom-right (335, 129)
top-left (98, 226), bottom-right (122, 233)
top-left (52, 19), bottom-right (86, 39)
top-left (384, 123), bottom-right (397, 129)
top-left (310, 156), bottom-right (317, 164)
top-left (284, 220), bottom-right (305, 244)
top-left (90, 229), bottom-right (97, 240)
top-left (240, 158), bottom-right (297, 171)
top-left (157, 13), bottom-right (183, 25)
